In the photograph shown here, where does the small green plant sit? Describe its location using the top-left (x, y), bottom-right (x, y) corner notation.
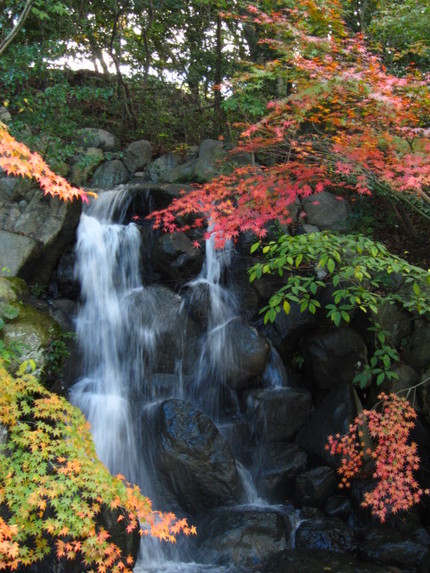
top-left (0, 302), bottom-right (22, 368)
top-left (250, 232), bottom-right (430, 388)
top-left (44, 330), bottom-right (76, 380)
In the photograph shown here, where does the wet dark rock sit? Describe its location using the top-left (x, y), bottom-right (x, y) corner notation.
top-left (124, 285), bottom-right (200, 374)
top-left (98, 506), bottom-right (140, 566)
top-left (377, 303), bottom-right (412, 348)
top-left (141, 399), bottom-right (243, 514)
top-left (294, 466), bottom-right (338, 509)
top-left (403, 327), bottom-right (430, 370)
top-left (259, 299), bottom-right (317, 361)
top-left (253, 443), bottom-right (308, 503)
top-left (261, 548), bottom-right (389, 572)
top-left (295, 516), bottom-right (358, 552)
top-left (245, 387), bottom-right (312, 442)
top-left (324, 495), bottom-right (353, 521)
top-left (55, 247), bottom-right (79, 299)
top-left (301, 327), bottom-right (367, 389)
top-left (194, 506), bottom-right (292, 566)
top-left (359, 524), bottom-right (430, 572)
top-left (223, 318), bottom-right (270, 390)
top-left (151, 231), bottom-right (204, 286)
top-left (296, 383), bottom-right (356, 467)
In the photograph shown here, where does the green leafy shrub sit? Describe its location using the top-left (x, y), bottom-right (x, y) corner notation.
top-left (250, 231), bottom-right (430, 387)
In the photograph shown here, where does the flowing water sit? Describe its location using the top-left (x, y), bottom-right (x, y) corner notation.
top-left (71, 189), bottom-right (297, 572)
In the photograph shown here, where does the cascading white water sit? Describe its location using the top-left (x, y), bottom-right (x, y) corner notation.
top-left (187, 232), bottom-right (239, 419)
top-left (70, 189), bottom-right (154, 483)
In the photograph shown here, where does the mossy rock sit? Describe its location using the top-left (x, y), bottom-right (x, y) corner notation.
top-left (0, 276), bottom-right (28, 305)
top-left (2, 303), bottom-right (61, 375)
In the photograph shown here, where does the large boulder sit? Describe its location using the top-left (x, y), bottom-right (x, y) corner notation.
top-left (75, 128), bottom-right (120, 151)
top-left (141, 399), bottom-right (244, 514)
top-left (123, 140), bottom-right (152, 173)
top-left (0, 190), bottom-right (81, 284)
top-left (301, 327), bottom-right (367, 390)
top-left (244, 387), bottom-right (312, 442)
top-left (302, 192), bottom-right (349, 230)
top-left (194, 506), bottom-right (293, 566)
top-left (92, 160), bottom-right (130, 189)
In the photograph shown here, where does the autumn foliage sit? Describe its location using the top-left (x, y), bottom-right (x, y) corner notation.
top-left (0, 121), bottom-right (93, 203)
top-left (0, 359), bottom-right (195, 571)
top-left (327, 392), bottom-right (429, 523)
top-left (150, 2), bottom-right (430, 244)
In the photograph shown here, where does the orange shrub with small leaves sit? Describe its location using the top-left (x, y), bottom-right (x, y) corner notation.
top-left (327, 393), bottom-right (429, 522)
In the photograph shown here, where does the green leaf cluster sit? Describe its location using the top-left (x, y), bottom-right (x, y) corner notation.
top-left (250, 231), bottom-right (430, 387)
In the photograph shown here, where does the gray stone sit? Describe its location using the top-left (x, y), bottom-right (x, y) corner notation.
top-left (123, 140), bottom-right (152, 173)
top-left (294, 466), bottom-right (338, 509)
top-left (92, 160), bottom-right (130, 189)
top-left (245, 387), bottom-right (312, 442)
top-left (71, 147), bottom-right (104, 186)
top-left (0, 106), bottom-right (12, 123)
top-left (195, 506), bottom-right (292, 566)
top-left (0, 230), bottom-right (40, 277)
top-left (301, 327), bottom-right (367, 389)
top-left (75, 128), bottom-right (120, 151)
top-left (193, 139), bottom-right (226, 182)
top-left (0, 176), bottom-right (17, 200)
top-left (4, 192), bottom-right (81, 284)
top-left (165, 159), bottom-right (197, 183)
top-left (146, 152), bottom-right (180, 182)
top-left (302, 192), bottom-right (349, 230)
top-left (141, 398), bottom-right (243, 514)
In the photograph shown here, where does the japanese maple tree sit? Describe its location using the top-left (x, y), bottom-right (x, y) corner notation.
top-left (150, 1), bottom-right (430, 244)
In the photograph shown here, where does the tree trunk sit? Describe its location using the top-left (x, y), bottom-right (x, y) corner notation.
top-left (0, 0), bottom-right (35, 56)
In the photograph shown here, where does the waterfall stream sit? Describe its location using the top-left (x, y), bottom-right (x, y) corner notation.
top-left (70, 189), bottom-right (297, 572)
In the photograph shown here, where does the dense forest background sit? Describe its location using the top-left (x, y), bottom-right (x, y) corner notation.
top-left (1, 0), bottom-right (429, 155)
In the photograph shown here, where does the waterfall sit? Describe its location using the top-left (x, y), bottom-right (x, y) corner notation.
top-left (70, 190), bottom-right (299, 572)
top-left (187, 231), bottom-right (239, 419)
